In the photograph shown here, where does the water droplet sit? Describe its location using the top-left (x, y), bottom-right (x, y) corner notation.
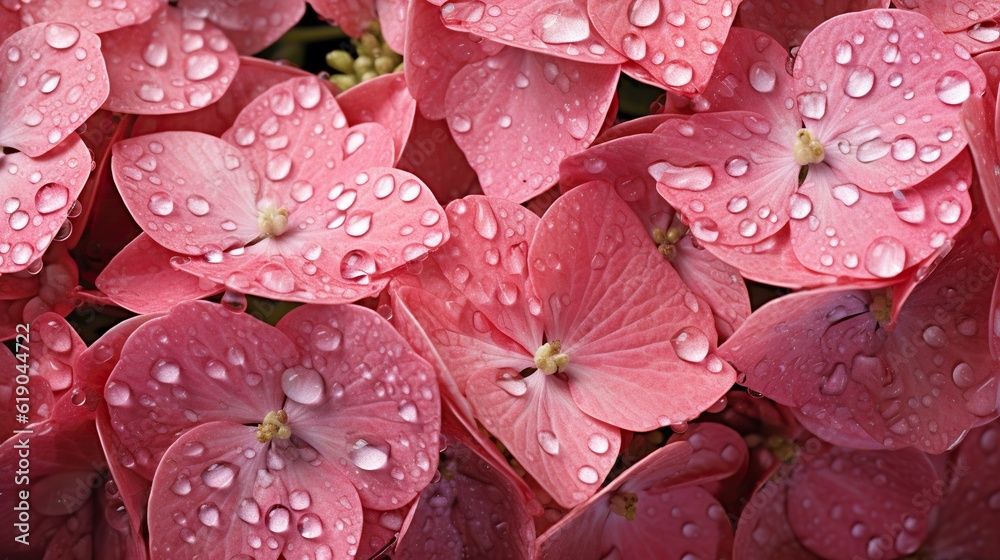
top-left (832, 184), bottom-right (860, 206)
top-left (663, 60), bottom-right (694, 88)
top-left (588, 434), bottom-right (609, 454)
top-left (577, 466), bottom-right (599, 484)
top-left (350, 441), bottom-right (388, 471)
top-left (844, 66), bottom-right (875, 98)
top-left (857, 138), bottom-right (890, 163)
top-left (532, 4), bottom-right (591, 44)
top-left (788, 193), bottom-right (813, 219)
top-left (922, 325), bottom-right (947, 348)
top-left (891, 137), bottom-right (916, 161)
top-left (185, 53), bottom-right (220, 81)
top-left (648, 161), bottom-right (713, 191)
top-left (198, 504), bottom-right (220, 527)
top-left (891, 189), bottom-right (925, 223)
top-left (282, 367), bottom-right (325, 404)
top-left (148, 192), bottom-right (174, 216)
top-left (864, 237), bottom-right (906, 278)
top-left (238, 498), bottom-right (260, 524)
top-left (621, 33), bottom-right (646, 60)
top-left (952, 362), bottom-right (975, 388)
top-left (690, 218), bottom-right (719, 242)
top-left (474, 202), bottom-right (498, 239)
top-left (34, 184), bottom-right (69, 214)
top-left (345, 211), bottom-right (372, 237)
top-left (143, 42), bottom-right (168, 67)
top-left (201, 462), bottom-right (238, 489)
top-left (266, 505), bottom-right (290, 533)
top-left (104, 381), bottom-right (131, 406)
top-left (537, 431), bottom-right (560, 455)
top-left (298, 513), bottom-right (324, 539)
top-left (797, 92), bottom-right (827, 119)
top-left (671, 327), bottom-right (710, 363)
top-left (497, 374), bottom-right (527, 396)
top-left (834, 41), bottom-right (853, 64)
top-left (151, 359), bottom-right (180, 383)
top-left (340, 249), bottom-right (377, 284)
top-left (44, 23), bottom-right (80, 49)
top-left (821, 363), bottom-right (848, 395)
top-left (935, 71), bottom-right (971, 105)
top-left (936, 199), bottom-right (962, 224)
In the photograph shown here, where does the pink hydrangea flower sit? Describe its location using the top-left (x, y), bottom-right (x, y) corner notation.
top-left (392, 182), bottom-right (735, 507)
top-left (736, 0), bottom-right (889, 49)
top-left (111, 75), bottom-right (448, 305)
top-left (651, 11), bottom-right (983, 285)
top-left (105, 301), bottom-right (440, 558)
top-left (719, 207), bottom-right (1000, 453)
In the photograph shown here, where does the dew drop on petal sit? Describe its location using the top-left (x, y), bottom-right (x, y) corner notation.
top-left (935, 71), bottom-right (971, 105)
top-left (671, 327), bottom-right (710, 363)
top-left (44, 23), bottom-right (80, 49)
top-left (281, 367), bottom-right (325, 404)
top-left (201, 462), bottom-right (238, 489)
top-left (864, 237), bottom-right (906, 278)
top-left (350, 441), bottom-right (388, 471)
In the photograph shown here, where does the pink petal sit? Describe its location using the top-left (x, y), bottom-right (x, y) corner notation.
top-left (16, 0), bottom-right (163, 33)
top-left (787, 447), bottom-right (937, 559)
top-left (962, 63), bottom-right (1000, 233)
top-left (178, 0), bottom-right (305, 54)
top-left (0, 343), bottom-right (54, 434)
top-left (924, 421), bottom-right (1000, 557)
top-left (376, 0), bottom-right (408, 52)
top-left (0, 24), bottom-right (109, 157)
top-left (439, 0), bottom-right (625, 64)
top-left (404, 0), bottom-right (501, 121)
top-left (131, 56), bottom-right (323, 137)
top-left (733, 470), bottom-right (825, 560)
top-left (95, 233), bottom-right (222, 314)
top-left (67, 110), bottom-right (131, 250)
top-left (435, 196), bottom-right (543, 350)
top-left (466, 368), bottom-right (621, 508)
top-left (337, 72), bottom-right (416, 162)
top-left (445, 48), bottom-right (618, 202)
top-left (797, 9), bottom-right (984, 194)
top-left (703, 225), bottom-right (838, 288)
top-left (29, 312), bottom-right (84, 395)
top-left (393, 430), bottom-right (536, 560)
top-left (112, 131), bottom-right (261, 254)
top-left (106, 301), bottom-right (295, 480)
top-left (396, 113), bottom-right (479, 204)
top-left (309, 0), bottom-right (375, 37)
top-left (148, 421), bottom-right (363, 559)
top-left (276, 304), bottom-right (441, 511)
top-left (0, 135), bottom-right (91, 274)
top-left (737, 0), bottom-right (889, 49)
top-left (101, 6), bottom-right (240, 114)
top-left (789, 154), bottom-right (972, 279)
top-left (588, 0), bottom-right (738, 94)
top-left (652, 112), bottom-right (799, 246)
top-left (532, 182), bottom-right (735, 430)
top-left (673, 237), bottom-right (751, 340)
top-left (895, 0), bottom-right (1000, 32)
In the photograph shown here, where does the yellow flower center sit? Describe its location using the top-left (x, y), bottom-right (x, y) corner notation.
top-left (793, 128), bottom-right (825, 166)
top-left (534, 341), bottom-right (569, 375)
top-left (256, 410), bottom-right (292, 443)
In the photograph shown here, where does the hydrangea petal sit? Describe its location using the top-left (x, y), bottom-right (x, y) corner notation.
top-left (0, 24), bottom-right (109, 157)
top-left (178, 0), bottom-right (305, 54)
top-left (0, 135), bottom-right (91, 274)
top-left (737, 0), bottom-right (889, 49)
top-left (444, 48), bottom-right (618, 202)
top-left (95, 233), bottom-right (222, 314)
top-left (789, 155), bottom-right (972, 279)
top-left (337, 72), bottom-right (416, 163)
top-left (101, 6), bottom-right (240, 114)
top-left (588, 0), bottom-right (738, 94)
top-left (16, 0), bottom-right (163, 33)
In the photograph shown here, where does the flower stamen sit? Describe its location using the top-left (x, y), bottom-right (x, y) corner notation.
top-left (610, 491), bottom-right (638, 520)
top-left (793, 128), bottom-right (825, 166)
top-left (256, 410), bottom-right (292, 443)
top-left (534, 341), bottom-right (569, 375)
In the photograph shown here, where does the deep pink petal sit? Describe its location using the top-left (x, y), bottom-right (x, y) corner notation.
top-left (0, 24), bottom-right (109, 157)
top-left (95, 233), bottom-right (222, 314)
top-left (16, 0), bottom-right (163, 33)
top-left (530, 182), bottom-right (735, 430)
top-left (404, 0), bottom-right (500, 121)
top-left (439, 0), bottom-right (624, 64)
top-left (130, 56), bottom-right (323, 137)
top-left (112, 131), bottom-right (261, 254)
top-left (393, 431), bottom-right (536, 560)
top-left (148, 421), bottom-right (364, 560)
top-left (106, 301), bottom-right (295, 480)
top-left (467, 369), bottom-right (621, 508)
top-left (737, 0), bottom-right (889, 49)
top-left (275, 304), bottom-right (441, 511)
top-left (789, 154), bottom-right (972, 279)
top-left (376, 0), bottom-right (407, 52)
top-left (101, 6), bottom-right (240, 114)
top-left (337, 72), bottom-right (416, 162)
top-left (787, 447), bottom-right (937, 560)
top-left (178, 0), bottom-right (305, 54)
top-left (445, 48), bottom-right (618, 202)
top-left (798, 9), bottom-right (984, 194)
top-left (588, 0), bottom-right (737, 94)
top-left (28, 312), bottom-right (84, 395)
top-left (733, 470), bottom-right (823, 560)
top-left (924, 421), bottom-right (1000, 557)
top-left (0, 135), bottom-right (91, 273)
top-left (652, 112), bottom-right (799, 246)
top-left (67, 110), bottom-right (131, 250)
